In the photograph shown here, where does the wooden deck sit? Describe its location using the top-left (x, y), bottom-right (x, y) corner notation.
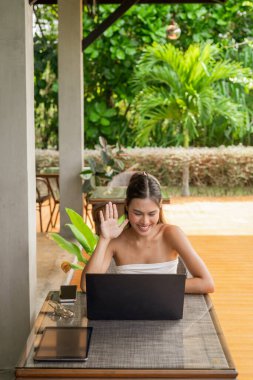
top-left (70, 235), bottom-right (253, 380)
top-left (37, 198), bottom-right (253, 379)
top-left (190, 235), bottom-right (253, 380)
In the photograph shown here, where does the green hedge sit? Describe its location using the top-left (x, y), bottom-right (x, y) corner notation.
top-left (36, 146), bottom-right (253, 188)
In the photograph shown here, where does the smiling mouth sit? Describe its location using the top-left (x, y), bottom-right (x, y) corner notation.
top-left (137, 225), bottom-right (151, 232)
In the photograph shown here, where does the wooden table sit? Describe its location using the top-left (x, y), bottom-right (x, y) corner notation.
top-left (16, 291), bottom-right (238, 379)
top-left (88, 186), bottom-right (170, 233)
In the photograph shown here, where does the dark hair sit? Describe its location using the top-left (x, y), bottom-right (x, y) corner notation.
top-left (125, 172), bottom-right (167, 224)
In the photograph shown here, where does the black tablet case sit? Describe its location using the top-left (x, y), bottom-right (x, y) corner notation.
top-left (34, 326), bottom-right (92, 361)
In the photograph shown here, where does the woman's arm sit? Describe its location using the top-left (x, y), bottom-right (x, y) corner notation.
top-left (80, 202), bottom-right (128, 291)
top-left (165, 225), bottom-right (215, 294)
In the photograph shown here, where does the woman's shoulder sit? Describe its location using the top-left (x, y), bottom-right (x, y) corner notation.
top-left (161, 223), bottom-right (186, 242)
top-left (162, 223), bottom-right (182, 235)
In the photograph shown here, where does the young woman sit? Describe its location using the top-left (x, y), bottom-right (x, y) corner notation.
top-left (81, 172), bottom-right (214, 294)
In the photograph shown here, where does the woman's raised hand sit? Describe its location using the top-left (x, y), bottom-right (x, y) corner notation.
top-left (99, 202), bottom-right (128, 240)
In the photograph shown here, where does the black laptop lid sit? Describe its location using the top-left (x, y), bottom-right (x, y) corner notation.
top-left (86, 274), bottom-right (186, 320)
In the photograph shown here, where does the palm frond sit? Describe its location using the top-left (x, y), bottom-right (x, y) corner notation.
top-left (208, 61), bottom-right (251, 84)
top-left (143, 65), bottom-right (182, 93)
top-left (152, 43), bottom-right (185, 75)
top-left (197, 87), bottom-right (216, 124)
top-left (131, 41), bottom-right (252, 147)
top-left (213, 95), bottom-right (246, 127)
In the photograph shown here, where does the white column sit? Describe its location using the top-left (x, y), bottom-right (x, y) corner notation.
top-left (0, 0), bottom-right (36, 369)
top-left (58, 0), bottom-right (84, 235)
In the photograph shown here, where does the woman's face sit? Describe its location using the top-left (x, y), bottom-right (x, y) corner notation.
top-left (127, 198), bottom-right (160, 236)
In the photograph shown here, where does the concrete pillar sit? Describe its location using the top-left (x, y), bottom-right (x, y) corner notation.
top-left (58, 0), bottom-right (84, 235)
top-left (0, 0), bottom-right (36, 369)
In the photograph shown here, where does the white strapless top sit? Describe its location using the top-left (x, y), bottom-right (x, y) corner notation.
top-left (115, 258), bottom-right (179, 274)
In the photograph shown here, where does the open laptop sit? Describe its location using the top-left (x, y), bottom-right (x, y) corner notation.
top-left (86, 273), bottom-right (186, 320)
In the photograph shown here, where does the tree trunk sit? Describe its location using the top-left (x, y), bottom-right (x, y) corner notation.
top-left (182, 129), bottom-right (190, 196)
top-left (181, 160), bottom-right (190, 196)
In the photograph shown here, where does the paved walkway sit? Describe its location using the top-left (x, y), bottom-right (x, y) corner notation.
top-left (164, 196), bottom-right (253, 235)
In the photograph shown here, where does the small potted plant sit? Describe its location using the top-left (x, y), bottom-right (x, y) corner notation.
top-left (81, 136), bottom-right (125, 194)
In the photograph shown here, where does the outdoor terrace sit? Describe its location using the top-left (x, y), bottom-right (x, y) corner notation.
top-left (37, 195), bottom-right (253, 380)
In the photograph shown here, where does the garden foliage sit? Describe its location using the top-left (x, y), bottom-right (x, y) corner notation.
top-left (130, 42), bottom-right (251, 148)
top-left (33, 1), bottom-right (253, 148)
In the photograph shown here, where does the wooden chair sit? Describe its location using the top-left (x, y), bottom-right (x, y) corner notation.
top-left (46, 175), bottom-right (60, 228)
top-left (83, 193), bottom-right (94, 228)
top-left (36, 177), bottom-right (53, 232)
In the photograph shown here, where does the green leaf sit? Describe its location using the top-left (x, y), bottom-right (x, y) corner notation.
top-left (91, 50), bottom-right (99, 59)
top-left (82, 178), bottom-right (96, 193)
top-left (52, 83), bottom-right (58, 92)
top-left (101, 117), bottom-right (110, 126)
top-left (116, 49), bottom-right (125, 60)
top-left (104, 108), bottom-right (117, 118)
top-left (80, 168), bottom-right (93, 175)
top-left (89, 111), bottom-right (100, 122)
top-left (99, 135), bottom-right (108, 148)
top-left (125, 47), bottom-right (136, 56)
top-left (70, 262), bottom-right (86, 270)
top-left (117, 213), bottom-right (126, 225)
top-left (87, 157), bottom-right (97, 173)
top-left (49, 233), bottom-right (86, 263)
top-left (66, 224), bottom-right (93, 255)
top-left (95, 101), bottom-right (107, 114)
top-left (65, 208), bottom-right (98, 251)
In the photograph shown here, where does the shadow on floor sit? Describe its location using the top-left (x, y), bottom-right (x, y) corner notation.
top-left (0, 369), bottom-right (15, 380)
top-left (36, 233), bottom-right (74, 315)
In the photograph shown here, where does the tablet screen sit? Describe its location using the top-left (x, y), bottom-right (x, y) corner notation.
top-left (34, 327), bottom-right (92, 361)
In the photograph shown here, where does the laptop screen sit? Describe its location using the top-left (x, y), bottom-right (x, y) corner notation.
top-left (86, 274), bottom-right (186, 320)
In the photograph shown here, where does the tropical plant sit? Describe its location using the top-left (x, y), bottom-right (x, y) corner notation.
top-left (220, 43), bottom-right (253, 146)
top-left (83, 4), bottom-right (169, 147)
top-left (33, 5), bottom-right (58, 149)
top-left (81, 136), bottom-right (125, 193)
top-left (50, 208), bottom-right (98, 272)
top-left (130, 42), bottom-right (252, 194)
top-left (33, 1), bottom-right (253, 148)
top-left (131, 42), bottom-right (251, 146)
top-left (50, 207), bottom-right (126, 272)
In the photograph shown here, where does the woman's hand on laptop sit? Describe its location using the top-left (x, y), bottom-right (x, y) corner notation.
top-left (100, 202), bottom-right (128, 240)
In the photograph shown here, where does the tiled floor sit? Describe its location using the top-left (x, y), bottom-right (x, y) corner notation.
top-left (164, 197), bottom-right (253, 235)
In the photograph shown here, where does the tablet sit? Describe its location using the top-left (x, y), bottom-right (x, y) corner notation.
top-left (34, 327), bottom-right (92, 361)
